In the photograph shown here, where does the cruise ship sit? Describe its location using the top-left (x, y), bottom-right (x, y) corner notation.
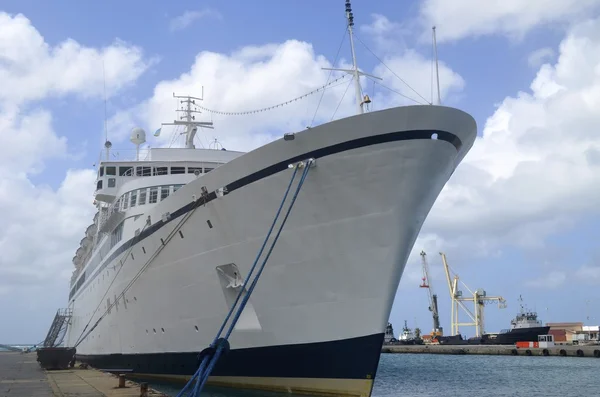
top-left (64, 3), bottom-right (477, 396)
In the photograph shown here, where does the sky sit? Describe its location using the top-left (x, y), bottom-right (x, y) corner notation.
top-left (1, 0), bottom-right (600, 343)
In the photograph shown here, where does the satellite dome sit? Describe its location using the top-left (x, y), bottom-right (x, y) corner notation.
top-left (130, 127), bottom-right (147, 146)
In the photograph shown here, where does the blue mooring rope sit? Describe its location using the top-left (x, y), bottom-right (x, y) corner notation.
top-left (177, 160), bottom-right (313, 397)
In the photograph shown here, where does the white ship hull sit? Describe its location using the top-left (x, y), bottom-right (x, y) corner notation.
top-left (66, 105), bottom-right (476, 396)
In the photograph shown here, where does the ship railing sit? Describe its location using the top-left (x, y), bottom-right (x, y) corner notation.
top-left (98, 148), bottom-right (152, 162)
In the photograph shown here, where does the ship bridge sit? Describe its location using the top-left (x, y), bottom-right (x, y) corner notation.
top-left (94, 147), bottom-right (244, 204)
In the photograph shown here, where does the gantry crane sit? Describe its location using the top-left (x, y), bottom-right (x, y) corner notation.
top-left (419, 251), bottom-right (443, 337)
top-left (439, 252), bottom-right (507, 337)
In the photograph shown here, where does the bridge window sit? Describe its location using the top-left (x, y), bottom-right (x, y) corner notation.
top-left (139, 189), bottom-right (147, 205)
top-left (204, 168), bottom-right (214, 173)
top-left (119, 166), bottom-right (133, 176)
top-left (99, 167), bottom-right (104, 177)
top-left (130, 190), bottom-right (137, 207)
top-left (136, 166), bottom-right (151, 176)
top-left (154, 167), bottom-right (168, 176)
top-left (171, 167), bottom-right (185, 174)
top-left (188, 167), bottom-right (202, 175)
top-left (161, 186), bottom-right (170, 201)
top-left (108, 178), bottom-right (116, 188)
top-left (149, 187), bottom-right (158, 204)
top-left (106, 166), bottom-right (116, 176)
top-left (96, 180), bottom-right (102, 190)
top-left (173, 184), bottom-right (183, 192)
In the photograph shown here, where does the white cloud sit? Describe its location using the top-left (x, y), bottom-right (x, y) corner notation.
top-left (0, 12), bottom-right (151, 337)
top-left (169, 9), bottom-right (222, 32)
top-left (371, 49), bottom-right (465, 107)
top-left (525, 271), bottom-right (567, 289)
top-left (360, 13), bottom-right (410, 53)
top-left (419, 0), bottom-right (600, 42)
top-left (528, 47), bottom-right (555, 68)
top-left (406, 16), bottom-right (600, 276)
top-left (575, 265), bottom-right (600, 282)
top-left (0, 12), bottom-right (155, 106)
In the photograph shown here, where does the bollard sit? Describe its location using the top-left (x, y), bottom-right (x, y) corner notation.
top-left (118, 374), bottom-right (126, 388)
top-left (140, 382), bottom-right (148, 397)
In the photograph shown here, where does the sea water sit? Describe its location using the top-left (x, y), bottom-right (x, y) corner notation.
top-left (150, 353), bottom-right (599, 397)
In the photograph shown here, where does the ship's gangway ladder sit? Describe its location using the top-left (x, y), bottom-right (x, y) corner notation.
top-left (43, 308), bottom-right (73, 347)
top-left (177, 158), bottom-right (314, 397)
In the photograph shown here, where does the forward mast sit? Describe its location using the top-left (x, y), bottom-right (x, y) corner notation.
top-left (322, 0), bottom-right (381, 115)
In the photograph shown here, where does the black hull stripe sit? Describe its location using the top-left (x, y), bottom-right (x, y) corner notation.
top-left (71, 129), bottom-right (461, 300)
top-left (77, 333), bottom-right (384, 380)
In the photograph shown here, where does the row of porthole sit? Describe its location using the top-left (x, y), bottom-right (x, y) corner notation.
top-left (76, 214), bottom-right (214, 303)
top-left (77, 219), bottom-right (216, 328)
top-left (144, 325), bottom-right (200, 334)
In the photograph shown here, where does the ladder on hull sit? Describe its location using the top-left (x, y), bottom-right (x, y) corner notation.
top-left (43, 308), bottom-right (73, 347)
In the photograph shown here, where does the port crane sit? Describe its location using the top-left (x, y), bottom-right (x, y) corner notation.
top-left (439, 252), bottom-right (507, 337)
top-left (419, 251), bottom-right (443, 337)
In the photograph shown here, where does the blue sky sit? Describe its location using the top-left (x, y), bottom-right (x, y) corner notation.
top-left (1, 0), bottom-right (600, 343)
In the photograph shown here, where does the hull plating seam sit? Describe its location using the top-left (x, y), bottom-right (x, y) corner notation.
top-left (70, 129), bottom-right (462, 300)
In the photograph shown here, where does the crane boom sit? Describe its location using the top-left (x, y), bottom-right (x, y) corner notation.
top-left (439, 252), bottom-right (507, 336)
top-left (419, 251), bottom-right (443, 337)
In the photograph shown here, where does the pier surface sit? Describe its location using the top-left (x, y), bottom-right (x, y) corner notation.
top-left (0, 351), bottom-right (54, 396)
top-left (0, 351), bottom-right (166, 396)
top-left (382, 344), bottom-right (600, 357)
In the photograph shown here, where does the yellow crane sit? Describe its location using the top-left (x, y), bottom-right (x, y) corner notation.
top-left (439, 252), bottom-right (507, 337)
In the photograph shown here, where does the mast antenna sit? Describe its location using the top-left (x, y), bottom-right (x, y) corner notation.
top-left (102, 60), bottom-right (111, 160)
top-left (322, 0), bottom-right (381, 115)
top-left (432, 26), bottom-right (441, 105)
top-left (160, 90), bottom-right (214, 149)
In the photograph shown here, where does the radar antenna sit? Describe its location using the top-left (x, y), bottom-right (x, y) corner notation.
top-left (322, 0), bottom-right (381, 115)
top-left (161, 90), bottom-right (214, 149)
top-left (209, 138), bottom-right (223, 150)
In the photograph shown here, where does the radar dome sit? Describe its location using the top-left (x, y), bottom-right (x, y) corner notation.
top-left (130, 127), bottom-right (147, 146)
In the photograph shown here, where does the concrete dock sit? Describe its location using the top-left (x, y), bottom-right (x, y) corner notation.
top-left (382, 344), bottom-right (600, 357)
top-left (0, 351), bottom-right (167, 396)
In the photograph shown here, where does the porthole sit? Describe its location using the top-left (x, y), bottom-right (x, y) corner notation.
top-left (161, 328), bottom-right (165, 333)
top-left (431, 133), bottom-right (438, 140)
top-left (195, 326), bottom-right (199, 332)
